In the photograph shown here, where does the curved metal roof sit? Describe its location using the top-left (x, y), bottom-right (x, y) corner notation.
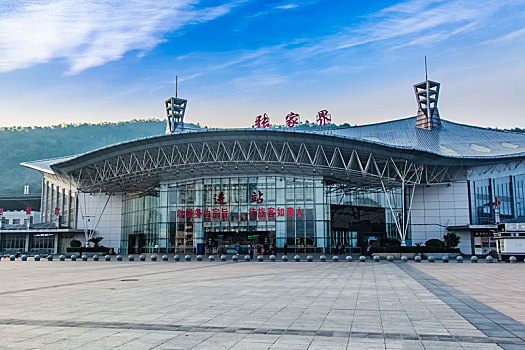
top-left (21, 117), bottom-right (525, 176)
top-left (333, 117), bottom-right (525, 159)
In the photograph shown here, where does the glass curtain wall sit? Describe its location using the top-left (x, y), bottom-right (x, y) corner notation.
top-left (470, 174), bottom-right (525, 224)
top-left (121, 175), bottom-right (328, 254)
top-left (324, 184), bottom-right (404, 253)
top-left (120, 175), bottom-right (407, 254)
top-left (165, 176), bottom-right (326, 254)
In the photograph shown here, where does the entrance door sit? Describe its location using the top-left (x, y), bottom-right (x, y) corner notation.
top-left (205, 231), bottom-right (275, 255)
top-left (128, 234), bottom-right (143, 254)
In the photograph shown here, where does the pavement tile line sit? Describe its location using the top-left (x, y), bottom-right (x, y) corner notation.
top-left (397, 263), bottom-right (525, 349)
top-left (0, 262), bottom-right (326, 296)
top-left (0, 318), bottom-right (495, 343)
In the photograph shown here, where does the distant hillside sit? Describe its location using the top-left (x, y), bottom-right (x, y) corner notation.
top-left (0, 119), bottom-right (335, 195)
top-left (1, 119), bottom-right (170, 195)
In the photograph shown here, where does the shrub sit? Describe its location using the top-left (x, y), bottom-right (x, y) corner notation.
top-left (66, 247), bottom-right (110, 253)
top-left (70, 239), bottom-right (82, 248)
top-left (425, 239), bottom-right (445, 248)
top-left (384, 238), bottom-right (401, 247)
top-left (443, 232), bottom-right (461, 248)
top-left (383, 246), bottom-right (460, 253)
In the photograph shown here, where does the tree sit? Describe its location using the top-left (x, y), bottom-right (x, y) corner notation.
top-left (443, 232), bottom-right (461, 248)
top-left (89, 236), bottom-right (104, 248)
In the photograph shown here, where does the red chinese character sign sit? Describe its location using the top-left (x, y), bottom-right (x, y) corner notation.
top-left (25, 206), bottom-right (31, 215)
top-left (54, 207), bottom-right (60, 216)
top-left (286, 112), bottom-right (299, 127)
top-left (316, 110), bottom-right (331, 126)
top-left (251, 191), bottom-right (264, 204)
top-left (174, 206), bottom-right (305, 222)
top-left (213, 192), bottom-right (227, 205)
top-left (0, 208), bottom-right (3, 216)
top-left (254, 113), bottom-right (270, 128)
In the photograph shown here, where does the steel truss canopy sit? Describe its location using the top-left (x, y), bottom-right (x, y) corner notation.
top-left (32, 129), bottom-right (482, 194)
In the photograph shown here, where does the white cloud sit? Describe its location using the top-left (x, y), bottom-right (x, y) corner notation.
top-left (331, 0), bottom-right (502, 52)
top-left (0, 0), bottom-right (239, 75)
top-left (275, 4), bottom-right (298, 10)
top-left (483, 27), bottom-right (525, 44)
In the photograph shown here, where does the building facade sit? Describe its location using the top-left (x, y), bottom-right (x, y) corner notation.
top-left (18, 79), bottom-right (525, 256)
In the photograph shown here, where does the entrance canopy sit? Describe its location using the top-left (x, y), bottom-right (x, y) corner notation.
top-left (21, 129), bottom-right (481, 194)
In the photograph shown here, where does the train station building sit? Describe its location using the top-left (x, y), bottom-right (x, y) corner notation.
top-left (14, 78), bottom-right (525, 256)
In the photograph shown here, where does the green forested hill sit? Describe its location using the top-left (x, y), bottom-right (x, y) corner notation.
top-left (1, 120), bottom-right (169, 195)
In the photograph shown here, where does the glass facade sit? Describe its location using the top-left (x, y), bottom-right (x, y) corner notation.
top-left (120, 175), bottom-right (404, 254)
top-left (470, 173), bottom-right (525, 224)
top-left (41, 179), bottom-right (77, 229)
top-left (0, 233), bottom-right (26, 253)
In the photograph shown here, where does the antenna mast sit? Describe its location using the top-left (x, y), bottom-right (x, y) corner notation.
top-left (175, 75), bottom-right (178, 98)
top-left (425, 57), bottom-right (430, 122)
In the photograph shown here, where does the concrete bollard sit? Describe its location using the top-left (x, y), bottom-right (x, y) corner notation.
top-left (346, 256), bottom-right (353, 262)
top-left (244, 255), bottom-right (250, 262)
top-left (401, 256), bottom-right (408, 262)
top-left (307, 255), bottom-right (314, 262)
top-left (92, 254), bottom-right (98, 261)
top-left (270, 255), bottom-right (276, 261)
top-left (22, 255), bottom-right (27, 261)
top-left (486, 255), bottom-right (493, 263)
top-left (10, 255), bottom-right (15, 261)
top-left (116, 255), bottom-right (122, 261)
top-left (185, 255), bottom-right (191, 262)
top-left (208, 255), bottom-right (215, 262)
top-left (319, 255), bottom-right (326, 262)
top-left (442, 255), bottom-right (449, 263)
top-left (333, 256), bottom-right (340, 262)
top-left (258, 255), bottom-right (264, 262)
top-left (35, 255), bottom-right (41, 261)
top-left (282, 255), bottom-right (289, 262)
top-left (128, 255), bottom-right (134, 262)
top-left (162, 255), bottom-right (169, 261)
top-left (139, 255), bottom-right (145, 261)
top-left (71, 255), bottom-right (77, 261)
top-left (294, 255), bottom-right (301, 262)
top-left (232, 255), bottom-right (238, 262)
top-left (82, 255), bottom-right (88, 261)
top-left (428, 256), bottom-right (435, 263)
top-left (456, 256), bottom-right (463, 263)
top-left (509, 256), bottom-right (517, 263)
top-left (151, 255), bottom-right (157, 261)
top-left (471, 256), bottom-right (478, 263)
top-left (387, 255), bottom-right (394, 262)
top-left (220, 255), bottom-right (227, 262)
top-left (359, 255), bottom-right (366, 262)
top-left (105, 255), bottom-right (111, 261)
top-left (414, 255), bottom-right (422, 263)
top-left (60, 255), bottom-right (66, 261)
top-left (373, 255), bottom-right (380, 262)
top-left (174, 255), bottom-right (180, 261)
top-left (47, 255), bottom-right (53, 261)
top-left (197, 255), bottom-right (203, 261)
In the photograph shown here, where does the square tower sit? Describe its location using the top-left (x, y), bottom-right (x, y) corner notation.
top-left (414, 80), bottom-right (441, 130)
top-left (165, 97), bottom-right (187, 134)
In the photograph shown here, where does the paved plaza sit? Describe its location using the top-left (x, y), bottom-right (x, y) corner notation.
top-left (1, 259), bottom-right (524, 349)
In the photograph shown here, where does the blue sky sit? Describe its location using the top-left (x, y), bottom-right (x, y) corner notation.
top-left (0, 0), bottom-right (524, 128)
